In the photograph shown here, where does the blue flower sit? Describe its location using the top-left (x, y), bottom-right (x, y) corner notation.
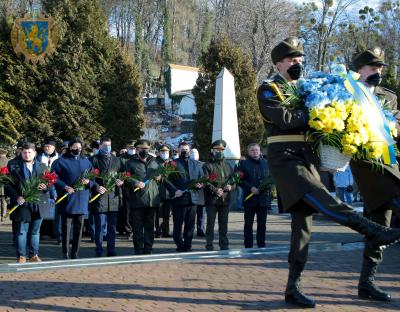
top-left (305, 91), bottom-right (331, 108)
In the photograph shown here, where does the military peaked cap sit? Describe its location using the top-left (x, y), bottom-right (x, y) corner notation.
top-left (352, 47), bottom-right (387, 71)
top-left (158, 144), bottom-right (170, 152)
top-left (271, 37), bottom-right (304, 64)
top-left (211, 139), bottom-right (226, 150)
top-left (135, 139), bottom-right (151, 149)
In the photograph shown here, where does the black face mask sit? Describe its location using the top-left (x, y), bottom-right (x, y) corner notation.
top-left (365, 72), bottom-right (382, 87)
top-left (139, 150), bottom-right (148, 158)
top-left (180, 151), bottom-right (189, 159)
top-left (287, 63), bottom-right (303, 80)
top-left (71, 149), bottom-right (80, 156)
top-left (213, 151), bottom-right (224, 160)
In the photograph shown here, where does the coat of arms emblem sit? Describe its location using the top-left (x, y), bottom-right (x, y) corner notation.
top-left (11, 14), bottom-right (57, 64)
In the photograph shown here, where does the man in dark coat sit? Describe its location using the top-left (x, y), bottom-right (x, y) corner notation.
top-left (117, 140), bottom-right (136, 238)
top-left (203, 140), bottom-right (235, 251)
top-left (90, 137), bottom-right (124, 257)
top-left (165, 141), bottom-right (204, 252)
top-left (238, 143), bottom-right (270, 249)
top-left (349, 48), bottom-right (400, 302)
top-left (125, 139), bottom-right (160, 254)
top-left (7, 141), bottom-right (23, 245)
top-left (257, 37), bottom-right (400, 308)
top-left (155, 144), bottom-right (173, 237)
top-left (6, 143), bottom-right (48, 263)
top-left (52, 138), bottom-right (103, 259)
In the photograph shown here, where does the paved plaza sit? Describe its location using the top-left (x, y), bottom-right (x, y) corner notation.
top-left (0, 208), bottom-right (399, 311)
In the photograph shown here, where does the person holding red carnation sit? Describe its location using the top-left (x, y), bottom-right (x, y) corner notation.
top-left (51, 138), bottom-right (104, 259)
top-left (203, 140), bottom-right (236, 251)
top-left (5, 143), bottom-right (48, 263)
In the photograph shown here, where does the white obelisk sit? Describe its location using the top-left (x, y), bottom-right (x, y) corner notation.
top-left (211, 68), bottom-right (241, 160)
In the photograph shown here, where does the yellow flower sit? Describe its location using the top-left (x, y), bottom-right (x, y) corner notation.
top-left (389, 122), bottom-right (398, 138)
top-left (358, 127), bottom-right (370, 144)
top-left (342, 144), bottom-right (358, 155)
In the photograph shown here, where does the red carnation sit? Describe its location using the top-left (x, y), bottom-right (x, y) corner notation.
top-left (0, 166), bottom-right (9, 175)
top-left (122, 172), bottom-right (132, 178)
top-left (208, 172), bottom-right (218, 181)
top-left (170, 161), bottom-right (177, 167)
top-left (92, 168), bottom-right (100, 176)
top-left (41, 171), bottom-right (58, 187)
top-left (238, 171), bottom-right (244, 178)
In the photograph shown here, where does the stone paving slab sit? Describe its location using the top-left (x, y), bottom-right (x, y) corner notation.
top-left (0, 245), bottom-right (398, 311)
top-left (0, 210), bottom-right (361, 263)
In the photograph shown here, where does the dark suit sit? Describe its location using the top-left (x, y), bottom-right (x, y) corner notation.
top-left (166, 157), bottom-right (204, 251)
top-left (237, 156), bottom-right (270, 248)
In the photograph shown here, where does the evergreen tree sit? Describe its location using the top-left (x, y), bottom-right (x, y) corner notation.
top-left (101, 50), bottom-right (144, 148)
top-left (193, 37), bottom-right (264, 158)
top-left (0, 0), bottom-right (144, 148)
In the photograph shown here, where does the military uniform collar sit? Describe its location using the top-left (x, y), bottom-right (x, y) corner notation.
top-left (274, 73), bottom-right (287, 84)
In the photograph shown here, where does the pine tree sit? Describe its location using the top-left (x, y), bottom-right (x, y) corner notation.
top-left (193, 37), bottom-right (264, 158)
top-left (0, 0), bottom-right (144, 148)
top-left (101, 50), bottom-right (144, 149)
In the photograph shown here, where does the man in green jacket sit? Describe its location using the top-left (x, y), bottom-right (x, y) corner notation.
top-left (125, 139), bottom-right (160, 254)
top-left (203, 140), bottom-right (235, 251)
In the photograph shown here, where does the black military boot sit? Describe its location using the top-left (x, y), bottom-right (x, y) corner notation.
top-left (285, 264), bottom-right (316, 308)
top-left (358, 258), bottom-right (391, 302)
top-left (345, 212), bottom-right (400, 248)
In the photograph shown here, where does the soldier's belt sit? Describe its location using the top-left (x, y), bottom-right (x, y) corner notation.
top-left (267, 135), bottom-right (308, 144)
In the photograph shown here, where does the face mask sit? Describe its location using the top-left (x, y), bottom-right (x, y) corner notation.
top-left (287, 63), bottom-right (303, 80)
top-left (213, 151), bottom-right (224, 159)
top-left (180, 151), bottom-right (189, 159)
top-left (139, 150), bottom-right (148, 158)
top-left (160, 152), bottom-right (169, 160)
top-left (100, 145), bottom-right (112, 154)
top-left (92, 149), bottom-right (99, 155)
top-left (365, 72), bottom-right (382, 87)
top-left (71, 149), bottom-right (81, 156)
top-left (127, 149), bottom-right (135, 155)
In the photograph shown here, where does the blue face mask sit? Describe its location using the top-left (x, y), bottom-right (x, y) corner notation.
top-left (127, 149), bottom-right (135, 155)
top-left (100, 145), bottom-right (112, 154)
